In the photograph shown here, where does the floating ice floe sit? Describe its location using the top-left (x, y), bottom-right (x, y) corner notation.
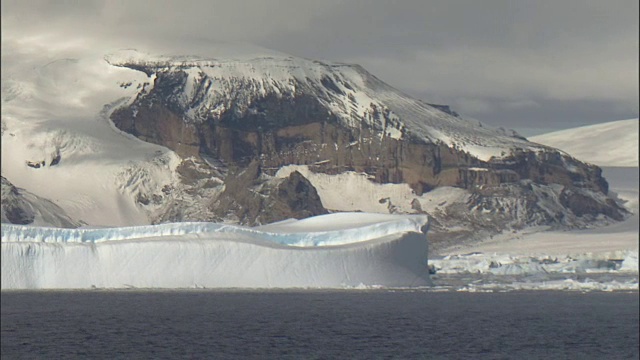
top-left (430, 251), bottom-right (638, 275)
top-left (428, 251), bottom-right (638, 292)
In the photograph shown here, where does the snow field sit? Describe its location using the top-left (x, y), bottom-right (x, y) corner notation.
top-left (530, 119), bottom-right (639, 167)
top-left (1, 47), bottom-right (180, 226)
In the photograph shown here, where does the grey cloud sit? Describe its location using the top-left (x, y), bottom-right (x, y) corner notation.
top-left (2, 0), bottom-right (638, 131)
top-left (258, 1), bottom-right (637, 57)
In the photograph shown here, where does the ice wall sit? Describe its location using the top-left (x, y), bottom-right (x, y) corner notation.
top-left (1, 213), bottom-right (429, 247)
top-left (1, 214), bottom-right (431, 289)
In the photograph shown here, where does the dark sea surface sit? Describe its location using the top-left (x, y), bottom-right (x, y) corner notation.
top-left (1, 290), bottom-right (638, 359)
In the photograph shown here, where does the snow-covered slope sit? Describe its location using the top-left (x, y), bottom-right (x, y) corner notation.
top-left (1, 213), bottom-right (431, 289)
top-left (530, 119), bottom-right (639, 167)
top-left (105, 49), bottom-right (541, 161)
top-left (1, 49), bottom-right (181, 226)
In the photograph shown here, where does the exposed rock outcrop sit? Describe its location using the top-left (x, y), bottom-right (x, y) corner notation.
top-left (1, 177), bottom-right (34, 225)
top-left (208, 161), bottom-right (327, 225)
top-left (112, 95), bottom-right (608, 196)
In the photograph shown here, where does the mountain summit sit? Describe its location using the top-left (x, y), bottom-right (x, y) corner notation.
top-left (1, 46), bottom-right (626, 246)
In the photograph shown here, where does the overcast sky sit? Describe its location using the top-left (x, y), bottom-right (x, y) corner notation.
top-left (2, 0), bottom-right (638, 135)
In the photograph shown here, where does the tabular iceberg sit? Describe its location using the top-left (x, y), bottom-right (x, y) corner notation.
top-left (1, 213), bottom-right (431, 289)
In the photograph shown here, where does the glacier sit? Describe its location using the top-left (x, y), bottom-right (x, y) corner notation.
top-left (1, 213), bottom-right (431, 289)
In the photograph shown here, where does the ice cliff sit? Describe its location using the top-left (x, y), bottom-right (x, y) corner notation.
top-left (1, 213), bottom-right (431, 289)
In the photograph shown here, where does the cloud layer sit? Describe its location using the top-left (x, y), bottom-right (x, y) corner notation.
top-left (2, 0), bottom-right (638, 131)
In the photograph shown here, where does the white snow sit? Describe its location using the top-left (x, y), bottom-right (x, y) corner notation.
top-left (1, 213), bottom-right (431, 289)
top-left (275, 165), bottom-right (469, 215)
top-left (530, 119), bottom-right (639, 167)
top-left (1, 43), bottom-right (180, 226)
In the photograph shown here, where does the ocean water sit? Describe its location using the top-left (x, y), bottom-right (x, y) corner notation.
top-left (1, 290), bottom-right (638, 359)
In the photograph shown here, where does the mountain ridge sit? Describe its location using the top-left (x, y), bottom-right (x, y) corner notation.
top-left (105, 49), bottom-right (540, 161)
top-left (0, 46), bottom-right (626, 246)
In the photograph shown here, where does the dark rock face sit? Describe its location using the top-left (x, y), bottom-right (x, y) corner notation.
top-left (272, 170), bottom-right (328, 220)
top-left (1, 177), bottom-right (35, 225)
top-left (209, 161), bottom-right (327, 225)
top-left (110, 64), bottom-right (626, 229)
top-left (425, 103), bottom-right (460, 118)
top-left (0, 176), bottom-right (81, 228)
top-left (559, 188), bottom-right (624, 221)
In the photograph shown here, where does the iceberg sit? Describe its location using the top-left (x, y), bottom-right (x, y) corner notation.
top-left (1, 213), bottom-right (431, 289)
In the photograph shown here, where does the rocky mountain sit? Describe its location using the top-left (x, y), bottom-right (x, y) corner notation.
top-left (107, 50), bottom-right (624, 241)
top-left (0, 46), bottom-right (626, 247)
top-left (1, 176), bottom-right (81, 228)
top-left (106, 50), bottom-right (557, 193)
